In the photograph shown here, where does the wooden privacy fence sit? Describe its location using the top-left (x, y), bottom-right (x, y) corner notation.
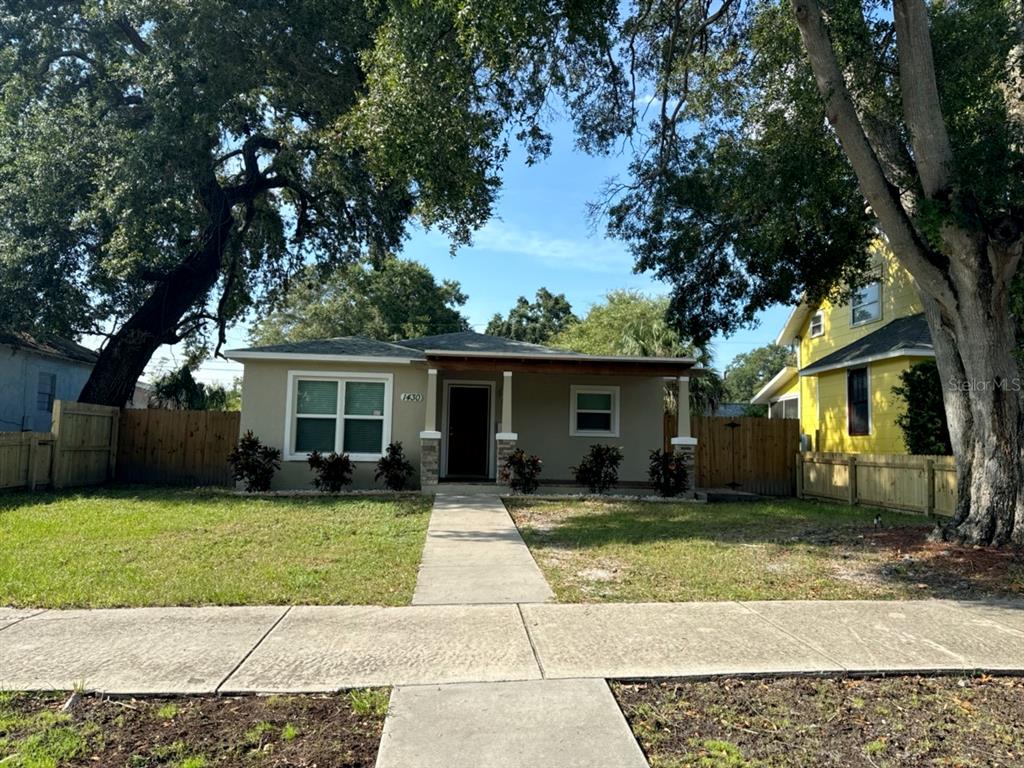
top-left (0, 432), bottom-right (55, 489)
top-left (117, 408), bottom-right (240, 486)
top-left (0, 400), bottom-right (240, 491)
top-left (798, 452), bottom-right (957, 516)
top-left (665, 413), bottom-right (801, 495)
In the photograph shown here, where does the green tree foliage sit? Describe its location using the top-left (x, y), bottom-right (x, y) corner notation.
top-left (485, 288), bottom-right (578, 344)
top-left (893, 361), bottom-right (953, 456)
top-left (724, 345), bottom-right (797, 403)
top-left (551, 290), bottom-right (726, 415)
top-left (250, 257), bottom-right (469, 345)
top-left (0, 1), bottom-right (600, 405)
top-left (149, 366), bottom-right (239, 411)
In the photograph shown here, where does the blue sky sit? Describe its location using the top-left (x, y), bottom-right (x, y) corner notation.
top-left (161, 115), bottom-right (791, 387)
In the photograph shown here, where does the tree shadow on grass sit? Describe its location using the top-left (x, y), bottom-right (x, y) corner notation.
top-left (511, 499), bottom-right (1024, 602)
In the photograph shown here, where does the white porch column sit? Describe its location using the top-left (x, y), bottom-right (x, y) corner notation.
top-left (419, 368), bottom-right (441, 487)
top-left (675, 376), bottom-right (692, 438)
top-left (671, 375), bottom-right (698, 496)
top-left (500, 370), bottom-right (513, 434)
top-left (424, 368), bottom-right (439, 433)
top-left (496, 370), bottom-right (518, 485)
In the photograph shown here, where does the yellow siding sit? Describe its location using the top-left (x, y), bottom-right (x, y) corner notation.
top-left (776, 375), bottom-right (799, 398)
top-left (801, 357), bottom-right (921, 454)
top-left (798, 244), bottom-right (922, 368)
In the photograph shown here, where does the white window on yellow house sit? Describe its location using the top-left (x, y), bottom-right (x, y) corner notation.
top-left (847, 367), bottom-right (870, 436)
top-left (809, 311), bottom-right (824, 338)
top-left (851, 274), bottom-right (882, 325)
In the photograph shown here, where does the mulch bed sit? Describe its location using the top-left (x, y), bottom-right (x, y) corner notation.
top-left (614, 675), bottom-right (1024, 767)
top-left (2, 691), bottom-right (387, 767)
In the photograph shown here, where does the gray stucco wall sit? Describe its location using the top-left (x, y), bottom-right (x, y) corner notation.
top-left (239, 359), bottom-right (428, 490)
top-left (512, 373), bottom-right (665, 483)
top-left (0, 345), bottom-right (93, 432)
top-left (239, 358), bottom-right (666, 489)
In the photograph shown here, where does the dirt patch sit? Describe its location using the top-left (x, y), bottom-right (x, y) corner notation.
top-left (615, 675), bottom-right (1024, 767)
top-left (1, 690), bottom-right (387, 767)
top-left (822, 526), bottom-right (1024, 599)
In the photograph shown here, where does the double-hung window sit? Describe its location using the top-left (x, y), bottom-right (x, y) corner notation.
top-left (847, 368), bottom-right (870, 436)
top-left (570, 385), bottom-right (619, 437)
top-left (287, 372), bottom-right (392, 461)
top-left (851, 274), bottom-right (882, 325)
top-left (37, 372), bottom-right (56, 413)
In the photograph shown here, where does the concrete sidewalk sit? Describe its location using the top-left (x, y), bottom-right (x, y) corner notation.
top-left (2, 600), bottom-right (1021, 694)
top-left (411, 492), bottom-right (554, 605)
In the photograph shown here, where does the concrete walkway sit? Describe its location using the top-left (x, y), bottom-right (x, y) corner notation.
top-left (412, 492), bottom-right (553, 605)
top-left (2, 599), bottom-right (1022, 694)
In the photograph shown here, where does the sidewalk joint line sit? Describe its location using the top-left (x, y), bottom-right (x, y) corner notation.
top-left (735, 601), bottom-right (849, 673)
top-left (214, 605), bottom-right (292, 694)
top-left (517, 603), bottom-right (546, 679)
top-left (0, 608), bottom-right (47, 635)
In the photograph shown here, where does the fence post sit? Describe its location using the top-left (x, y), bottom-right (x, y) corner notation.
top-left (847, 454), bottom-right (858, 506)
top-left (50, 399), bottom-right (64, 489)
top-left (108, 409), bottom-right (121, 481)
top-left (26, 435), bottom-right (39, 491)
top-left (925, 458), bottom-right (935, 515)
top-left (796, 453), bottom-right (804, 499)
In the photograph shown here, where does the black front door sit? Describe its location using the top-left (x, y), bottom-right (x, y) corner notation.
top-left (446, 385), bottom-right (490, 478)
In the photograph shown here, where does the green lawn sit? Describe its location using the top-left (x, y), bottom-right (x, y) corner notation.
top-left (506, 498), bottom-right (1024, 602)
top-left (0, 488), bottom-right (432, 608)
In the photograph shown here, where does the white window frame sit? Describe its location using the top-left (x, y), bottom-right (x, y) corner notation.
top-left (845, 366), bottom-right (873, 437)
top-left (851, 276), bottom-right (882, 326)
top-left (809, 311), bottom-right (824, 338)
top-left (768, 394), bottom-right (799, 420)
top-left (283, 370), bottom-right (393, 462)
top-left (569, 385), bottom-right (620, 437)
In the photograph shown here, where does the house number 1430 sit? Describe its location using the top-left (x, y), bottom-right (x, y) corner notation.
top-left (400, 393), bottom-right (423, 402)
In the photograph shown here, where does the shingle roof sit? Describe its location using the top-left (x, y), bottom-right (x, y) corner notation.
top-left (228, 336), bottom-right (426, 359)
top-left (0, 330), bottom-right (98, 365)
top-left (801, 314), bottom-right (933, 375)
top-left (396, 331), bottom-right (587, 356)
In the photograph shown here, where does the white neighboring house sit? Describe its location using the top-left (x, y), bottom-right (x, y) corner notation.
top-left (0, 331), bottom-right (150, 432)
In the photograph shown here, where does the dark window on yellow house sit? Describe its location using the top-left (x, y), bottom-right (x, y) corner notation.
top-left (847, 368), bottom-right (870, 435)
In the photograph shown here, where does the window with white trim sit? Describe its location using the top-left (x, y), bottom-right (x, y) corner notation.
top-left (37, 372), bottom-right (56, 413)
top-left (809, 311), bottom-right (824, 338)
top-left (287, 372), bottom-right (391, 461)
top-left (570, 385), bottom-right (619, 437)
top-left (851, 275), bottom-right (882, 325)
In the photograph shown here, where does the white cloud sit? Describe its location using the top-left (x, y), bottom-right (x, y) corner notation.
top-left (467, 221), bottom-right (636, 274)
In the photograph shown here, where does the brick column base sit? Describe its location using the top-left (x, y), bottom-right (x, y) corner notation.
top-left (671, 437), bottom-right (698, 497)
top-left (495, 433), bottom-right (518, 485)
top-left (420, 432), bottom-right (441, 488)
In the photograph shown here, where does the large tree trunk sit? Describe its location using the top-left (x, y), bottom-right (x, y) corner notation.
top-left (792, 0), bottom-right (1024, 545)
top-left (78, 181), bottom-right (234, 407)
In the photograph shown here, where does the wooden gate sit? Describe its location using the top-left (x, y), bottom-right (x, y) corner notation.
top-left (666, 414), bottom-right (800, 495)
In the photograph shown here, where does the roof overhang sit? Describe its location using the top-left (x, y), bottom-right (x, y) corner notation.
top-left (750, 366), bottom-right (798, 404)
top-left (799, 348), bottom-right (934, 376)
top-left (776, 300), bottom-right (812, 346)
top-left (223, 350), bottom-right (421, 364)
top-left (425, 349), bottom-right (701, 377)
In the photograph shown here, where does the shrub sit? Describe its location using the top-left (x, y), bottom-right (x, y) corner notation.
top-left (572, 444), bottom-right (623, 493)
top-left (500, 448), bottom-right (543, 494)
top-left (375, 442), bottom-right (415, 491)
top-left (228, 431), bottom-right (281, 492)
top-left (648, 448), bottom-right (689, 497)
top-left (307, 450), bottom-right (354, 492)
top-left (892, 360), bottom-right (953, 455)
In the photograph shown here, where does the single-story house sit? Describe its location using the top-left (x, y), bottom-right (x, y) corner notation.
top-left (225, 331), bottom-right (700, 491)
top-left (1, 331), bottom-right (152, 432)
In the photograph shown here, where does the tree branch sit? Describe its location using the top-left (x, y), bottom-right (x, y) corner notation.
top-left (115, 15), bottom-right (151, 55)
top-left (791, 0), bottom-right (954, 306)
top-left (892, 0), bottom-right (954, 198)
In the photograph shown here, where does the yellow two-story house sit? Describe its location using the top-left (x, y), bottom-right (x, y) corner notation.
top-left (752, 247), bottom-right (934, 453)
